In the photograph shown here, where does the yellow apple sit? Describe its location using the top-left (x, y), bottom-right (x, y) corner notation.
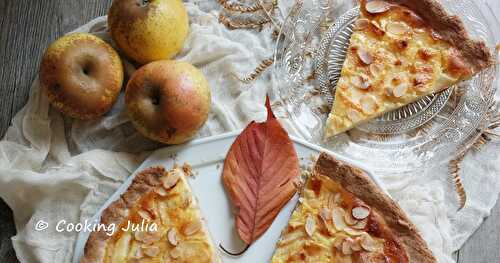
top-left (125, 60), bottom-right (211, 144)
top-left (108, 0), bottom-right (189, 64)
top-left (40, 33), bottom-right (124, 120)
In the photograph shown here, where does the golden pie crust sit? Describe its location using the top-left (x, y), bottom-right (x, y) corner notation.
top-left (325, 0), bottom-right (494, 137)
top-left (80, 166), bottom-right (220, 263)
top-left (271, 153), bottom-right (436, 262)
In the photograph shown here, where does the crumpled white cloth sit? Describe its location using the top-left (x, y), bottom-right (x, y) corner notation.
top-left (0, 1), bottom-right (498, 263)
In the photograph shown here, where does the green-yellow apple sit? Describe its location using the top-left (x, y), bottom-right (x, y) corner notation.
top-left (125, 60), bottom-right (211, 144)
top-left (40, 33), bottom-right (124, 120)
top-left (108, 0), bottom-right (189, 64)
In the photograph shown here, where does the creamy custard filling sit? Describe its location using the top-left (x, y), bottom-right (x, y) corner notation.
top-left (325, 1), bottom-right (471, 137)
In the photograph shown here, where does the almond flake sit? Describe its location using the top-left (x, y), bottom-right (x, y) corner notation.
top-left (370, 20), bottom-right (384, 31)
top-left (351, 237), bottom-right (362, 251)
top-left (133, 247), bottom-right (144, 259)
top-left (393, 83), bottom-right (409, 97)
top-left (365, 0), bottom-right (392, 14)
top-left (305, 215), bottom-right (316, 237)
top-left (134, 230), bottom-right (161, 244)
top-left (346, 108), bottom-right (363, 123)
top-left (142, 245), bottom-right (160, 257)
top-left (360, 233), bottom-right (381, 252)
top-left (352, 218), bottom-right (368, 230)
top-left (385, 21), bottom-right (410, 35)
top-left (333, 235), bottom-right (346, 249)
top-left (319, 208), bottom-right (332, 222)
top-left (385, 85), bottom-right (394, 97)
top-left (352, 206), bottom-right (370, 220)
top-left (344, 227), bottom-right (365, 236)
top-left (351, 75), bottom-right (370, 90)
top-left (344, 211), bottom-right (358, 225)
top-left (342, 237), bottom-right (354, 255)
top-left (182, 221), bottom-right (201, 236)
top-left (355, 18), bottom-right (370, 30)
top-left (154, 187), bottom-right (168, 197)
top-left (332, 207), bottom-right (348, 231)
top-left (369, 63), bottom-right (383, 77)
top-left (167, 228), bottom-right (179, 246)
top-left (357, 49), bottom-right (374, 65)
top-left (137, 209), bottom-right (152, 221)
top-left (161, 172), bottom-right (180, 190)
top-left (360, 95), bottom-right (378, 115)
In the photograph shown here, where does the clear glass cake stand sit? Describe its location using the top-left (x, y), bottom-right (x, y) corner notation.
top-left (272, 0), bottom-right (498, 172)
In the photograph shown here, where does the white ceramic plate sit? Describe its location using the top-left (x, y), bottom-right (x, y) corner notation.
top-left (73, 131), bottom-right (383, 263)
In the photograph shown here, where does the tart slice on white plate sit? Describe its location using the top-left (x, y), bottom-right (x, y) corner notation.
top-left (325, 0), bottom-right (493, 137)
top-left (80, 166), bottom-right (220, 263)
top-left (271, 153), bottom-right (436, 262)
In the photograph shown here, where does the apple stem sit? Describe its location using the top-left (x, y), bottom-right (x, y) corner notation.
top-left (218, 243), bottom-right (250, 256)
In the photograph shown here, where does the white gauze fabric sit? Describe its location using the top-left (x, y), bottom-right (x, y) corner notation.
top-left (0, 1), bottom-right (498, 263)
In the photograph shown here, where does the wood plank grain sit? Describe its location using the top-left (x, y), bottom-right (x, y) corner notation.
top-left (457, 196), bottom-right (500, 263)
top-left (0, 1), bottom-right (112, 262)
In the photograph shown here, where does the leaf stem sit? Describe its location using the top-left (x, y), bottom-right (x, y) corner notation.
top-left (219, 243), bottom-right (250, 256)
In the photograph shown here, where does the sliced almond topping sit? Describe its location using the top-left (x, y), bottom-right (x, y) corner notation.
top-left (134, 230), bottom-right (161, 244)
top-left (167, 228), bottom-right (179, 246)
top-left (332, 207), bottom-right (348, 231)
top-left (365, 0), bottom-right (392, 14)
top-left (137, 209), bottom-right (153, 221)
top-left (414, 74), bottom-right (432, 86)
top-left (346, 108), bottom-right (363, 123)
top-left (142, 245), bottom-right (160, 257)
top-left (341, 237), bottom-right (354, 255)
top-left (360, 95), bottom-right (378, 115)
top-left (356, 49), bottom-right (374, 65)
top-left (333, 235), bottom-right (346, 249)
top-left (351, 237), bottom-right (362, 251)
top-left (133, 247), bottom-right (144, 259)
top-left (370, 20), bottom-right (384, 31)
top-left (355, 18), bottom-right (370, 30)
top-left (161, 172), bottom-right (180, 190)
top-left (320, 208), bottom-right (332, 222)
top-left (305, 215), bottom-right (316, 237)
top-left (385, 85), bottom-right (394, 97)
top-left (344, 211), bottom-right (358, 225)
top-left (369, 63), bottom-right (383, 77)
top-left (385, 21), bottom-right (410, 35)
top-left (154, 187), bottom-right (168, 197)
top-left (360, 233), bottom-right (382, 252)
top-left (393, 82), bottom-right (409, 97)
top-left (344, 227), bottom-right (365, 236)
top-left (352, 218), bottom-right (368, 230)
top-left (353, 74), bottom-right (371, 90)
top-left (352, 206), bottom-right (371, 220)
top-left (182, 221), bottom-right (202, 236)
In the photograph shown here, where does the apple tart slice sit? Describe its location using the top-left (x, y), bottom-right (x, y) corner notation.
top-left (325, 0), bottom-right (493, 137)
top-left (81, 166), bottom-right (220, 263)
top-left (271, 153), bottom-right (436, 262)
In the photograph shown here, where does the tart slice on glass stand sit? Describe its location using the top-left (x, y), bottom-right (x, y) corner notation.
top-left (324, 0), bottom-right (493, 137)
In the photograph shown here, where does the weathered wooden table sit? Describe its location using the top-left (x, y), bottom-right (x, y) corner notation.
top-left (0, 0), bottom-right (499, 262)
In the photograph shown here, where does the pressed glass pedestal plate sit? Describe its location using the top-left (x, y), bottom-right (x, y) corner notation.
top-left (273, 0), bottom-right (498, 172)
